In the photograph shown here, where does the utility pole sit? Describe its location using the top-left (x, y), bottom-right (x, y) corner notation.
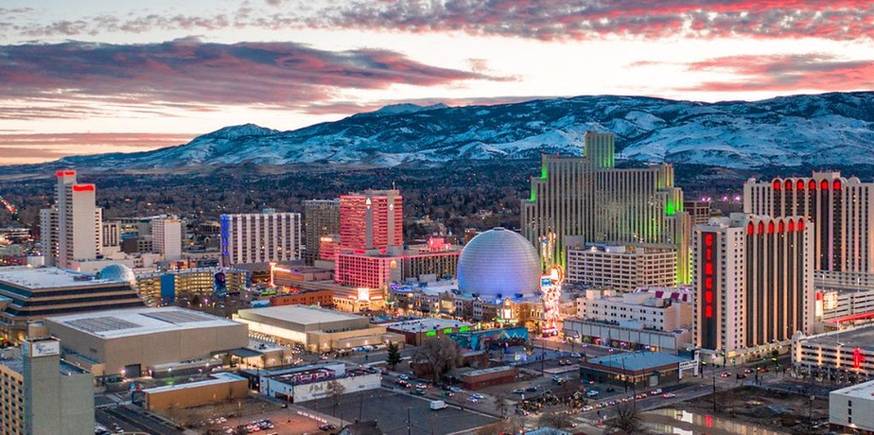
top-left (406, 407), bottom-right (412, 435)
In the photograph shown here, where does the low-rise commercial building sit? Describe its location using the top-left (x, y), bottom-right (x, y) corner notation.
top-left (234, 305), bottom-right (402, 352)
top-left (793, 326), bottom-right (874, 377)
top-left (0, 265), bottom-right (144, 342)
top-left (579, 351), bottom-right (695, 388)
top-left (0, 336), bottom-right (94, 435)
top-left (254, 362), bottom-right (381, 403)
top-left (272, 265), bottom-right (333, 286)
top-left (143, 372), bottom-right (248, 411)
top-left (815, 270), bottom-right (874, 329)
top-left (136, 267), bottom-right (248, 306)
top-left (566, 243), bottom-right (678, 292)
top-left (384, 318), bottom-right (473, 346)
top-left (829, 379), bottom-right (874, 433)
top-left (270, 289), bottom-right (335, 307)
top-left (46, 306), bottom-right (249, 377)
top-left (562, 318), bottom-right (692, 353)
top-left (459, 366), bottom-right (517, 390)
top-left (576, 287), bottom-right (693, 332)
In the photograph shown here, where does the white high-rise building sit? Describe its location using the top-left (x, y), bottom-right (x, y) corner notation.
top-left (220, 209), bottom-right (302, 266)
top-left (151, 216), bottom-right (182, 261)
top-left (693, 213), bottom-right (815, 364)
top-left (744, 172), bottom-right (874, 273)
top-left (44, 170), bottom-right (101, 269)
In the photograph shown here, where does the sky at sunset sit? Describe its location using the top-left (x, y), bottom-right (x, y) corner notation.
top-left (1, 1), bottom-right (873, 164)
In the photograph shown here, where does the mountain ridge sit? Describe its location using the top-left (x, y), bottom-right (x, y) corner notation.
top-left (16, 92), bottom-right (874, 172)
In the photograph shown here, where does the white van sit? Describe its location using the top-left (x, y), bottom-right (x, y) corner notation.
top-left (429, 400), bottom-right (447, 410)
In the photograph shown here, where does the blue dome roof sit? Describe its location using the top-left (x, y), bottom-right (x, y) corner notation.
top-left (98, 263), bottom-right (135, 283)
top-left (457, 228), bottom-right (541, 300)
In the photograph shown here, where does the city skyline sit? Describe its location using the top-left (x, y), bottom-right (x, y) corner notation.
top-left (2, 1), bottom-right (874, 163)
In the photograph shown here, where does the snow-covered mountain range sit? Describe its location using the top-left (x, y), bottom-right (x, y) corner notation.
top-left (52, 92), bottom-right (874, 170)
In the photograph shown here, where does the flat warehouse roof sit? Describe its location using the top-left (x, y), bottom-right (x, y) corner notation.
top-left (832, 379), bottom-right (874, 400)
top-left (237, 305), bottom-right (363, 325)
top-left (803, 326), bottom-right (874, 350)
top-left (588, 351), bottom-right (690, 371)
top-left (384, 318), bottom-right (472, 333)
top-left (144, 372), bottom-right (245, 394)
top-left (47, 307), bottom-right (242, 339)
top-left (0, 266), bottom-right (125, 289)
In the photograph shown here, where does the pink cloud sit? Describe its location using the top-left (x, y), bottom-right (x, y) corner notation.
top-left (13, 1), bottom-right (874, 41)
top-left (0, 37), bottom-right (504, 119)
top-left (313, 0), bottom-right (874, 41)
top-left (679, 53), bottom-right (874, 91)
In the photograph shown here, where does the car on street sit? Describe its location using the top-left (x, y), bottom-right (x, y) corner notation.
top-left (318, 423), bottom-right (337, 431)
top-left (662, 393), bottom-right (677, 398)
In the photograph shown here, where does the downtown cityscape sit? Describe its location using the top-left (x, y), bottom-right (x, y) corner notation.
top-left (3, 1), bottom-right (874, 435)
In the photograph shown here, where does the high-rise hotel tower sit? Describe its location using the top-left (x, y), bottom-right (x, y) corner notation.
top-left (744, 172), bottom-right (874, 273)
top-left (220, 209), bottom-right (302, 266)
top-left (521, 132), bottom-right (691, 283)
top-left (693, 214), bottom-right (814, 363)
top-left (339, 190), bottom-right (403, 253)
top-left (40, 170), bottom-right (102, 269)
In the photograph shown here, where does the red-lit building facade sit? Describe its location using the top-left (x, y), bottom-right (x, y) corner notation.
top-left (334, 243), bottom-right (460, 289)
top-left (334, 189), bottom-right (459, 290)
top-left (339, 190), bottom-right (403, 252)
top-left (744, 172), bottom-right (874, 273)
top-left (694, 213), bottom-right (815, 364)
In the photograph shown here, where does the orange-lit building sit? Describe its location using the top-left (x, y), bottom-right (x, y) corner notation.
top-left (271, 290), bottom-right (335, 307)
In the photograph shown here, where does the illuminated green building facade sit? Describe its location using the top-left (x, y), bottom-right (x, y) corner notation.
top-left (521, 131), bottom-right (691, 284)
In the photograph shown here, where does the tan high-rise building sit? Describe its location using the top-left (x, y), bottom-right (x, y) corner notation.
top-left (151, 215), bottom-right (182, 261)
top-left (521, 131), bottom-right (691, 283)
top-left (566, 243), bottom-right (678, 291)
top-left (744, 172), bottom-right (874, 273)
top-left (693, 214), bottom-right (815, 364)
top-left (303, 199), bottom-right (340, 264)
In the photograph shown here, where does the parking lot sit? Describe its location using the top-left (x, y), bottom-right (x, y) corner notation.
top-left (301, 388), bottom-right (497, 435)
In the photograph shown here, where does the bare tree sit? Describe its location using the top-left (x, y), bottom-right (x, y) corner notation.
top-left (608, 403), bottom-right (643, 434)
top-left (494, 393), bottom-right (510, 419)
top-left (413, 336), bottom-right (462, 384)
top-left (538, 411), bottom-right (573, 430)
top-left (476, 416), bottom-right (522, 435)
top-left (325, 380), bottom-right (346, 417)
